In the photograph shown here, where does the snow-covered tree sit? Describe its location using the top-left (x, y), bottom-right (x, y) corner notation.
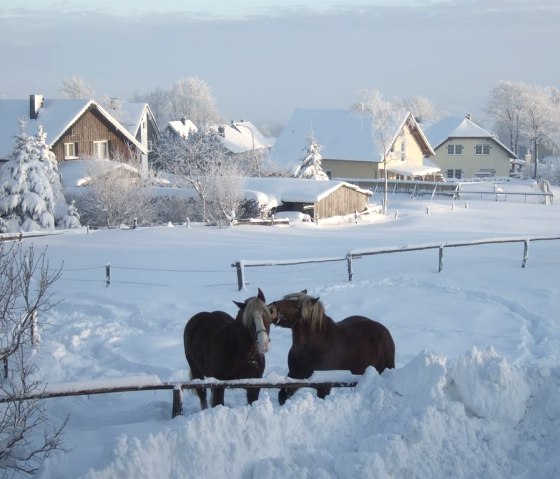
top-left (59, 76), bottom-right (95, 99)
top-left (486, 81), bottom-right (527, 156)
top-left (294, 136), bottom-right (329, 180)
top-left (522, 84), bottom-right (560, 179)
top-left (131, 77), bottom-right (222, 129)
top-left (35, 127), bottom-right (81, 229)
top-left (353, 88), bottom-right (407, 215)
top-left (0, 122), bottom-right (56, 233)
top-left (397, 95), bottom-right (438, 125)
top-left (154, 127), bottom-right (243, 224)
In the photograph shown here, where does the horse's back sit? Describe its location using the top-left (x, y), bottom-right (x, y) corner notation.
top-left (184, 311), bottom-right (233, 356)
top-left (337, 315), bottom-right (395, 372)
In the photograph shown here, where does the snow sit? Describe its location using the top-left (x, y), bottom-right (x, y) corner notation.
top-left (9, 186), bottom-right (560, 478)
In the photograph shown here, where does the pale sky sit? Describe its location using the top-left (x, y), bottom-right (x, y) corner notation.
top-left (1, 0), bottom-right (559, 131)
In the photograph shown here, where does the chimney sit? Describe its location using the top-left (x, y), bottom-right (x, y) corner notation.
top-left (465, 113), bottom-right (471, 120)
top-left (29, 94), bottom-right (44, 120)
top-left (181, 116), bottom-right (187, 125)
top-left (218, 125), bottom-right (225, 137)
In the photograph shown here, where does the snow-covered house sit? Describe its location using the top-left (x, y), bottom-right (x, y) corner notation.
top-left (268, 108), bottom-right (438, 181)
top-left (110, 101), bottom-right (160, 177)
top-left (0, 95), bottom-right (147, 170)
top-left (213, 120), bottom-right (274, 157)
top-left (424, 115), bottom-right (518, 180)
top-left (166, 117), bottom-right (198, 139)
top-left (243, 177), bottom-right (372, 220)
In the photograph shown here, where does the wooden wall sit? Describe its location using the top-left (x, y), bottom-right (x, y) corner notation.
top-left (51, 107), bottom-right (138, 162)
top-left (315, 185), bottom-right (370, 218)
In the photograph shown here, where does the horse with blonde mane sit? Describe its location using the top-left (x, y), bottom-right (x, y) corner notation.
top-left (269, 290), bottom-right (395, 405)
top-left (184, 288), bottom-right (271, 409)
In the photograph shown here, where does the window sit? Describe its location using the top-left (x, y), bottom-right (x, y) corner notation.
top-left (475, 144), bottom-right (490, 155)
top-left (447, 169), bottom-right (463, 179)
top-left (93, 141), bottom-right (109, 160)
top-left (447, 144), bottom-right (463, 155)
top-left (64, 142), bottom-right (78, 159)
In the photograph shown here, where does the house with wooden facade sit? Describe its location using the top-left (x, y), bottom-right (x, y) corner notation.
top-left (243, 177), bottom-right (372, 220)
top-left (0, 95), bottom-right (148, 176)
top-left (424, 115), bottom-right (518, 180)
top-left (268, 108), bottom-right (438, 182)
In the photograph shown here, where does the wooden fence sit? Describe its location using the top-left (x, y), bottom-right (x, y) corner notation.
top-left (0, 377), bottom-right (359, 418)
top-left (232, 235), bottom-right (560, 290)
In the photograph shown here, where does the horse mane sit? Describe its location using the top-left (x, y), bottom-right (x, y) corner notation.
top-left (242, 296), bottom-right (270, 330)
top-left (283, 292), bottom-right (326, 333)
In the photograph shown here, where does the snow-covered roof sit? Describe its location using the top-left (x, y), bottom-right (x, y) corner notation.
top-left (0, 97), bottom-right (146, 159)
top-left (268, 108), bottom-right (429, 173)
top-left (118, 102), bottom-right (158, 137)
top-left (424, 115), bottom-right (517, 159)
top-left (211, 121), bottom-right (273, 154)
top-left (242, 177), bottom-right (371, 208)
top-left (58, 159), bottom-right (140, 187)
top-left (386, 160), bottom-right (441, 177)
top-left (167, 119), bottom-right (198, 138)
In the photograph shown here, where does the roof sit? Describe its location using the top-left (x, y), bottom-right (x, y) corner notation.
top-left (242, 177), bottom-right (372, 208)
top-left (268, 108), bottom-right (432, 173)
top-left (167, 119), bottom-right (198, 138)
top-left (424, 116), bottom-right (517, 159)
top-left (386, 159), bottom-right (441, 177)
top-left (212, 121), bottom-right (274, 154)
top-left (0, 97), bottom-right (146, 159)
top-left (118, 102), bottom-right (158, 137)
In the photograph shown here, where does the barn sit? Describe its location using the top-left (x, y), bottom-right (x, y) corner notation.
top-left (243, 177), bottom-right (373, 220)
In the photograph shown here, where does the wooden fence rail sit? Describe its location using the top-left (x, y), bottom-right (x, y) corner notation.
top-left (232, 235), bottom-right (560, 290)
top-left (0, 377), bottom-right (359, 418)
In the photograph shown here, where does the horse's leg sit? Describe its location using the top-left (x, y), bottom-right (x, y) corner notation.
top-left (246, 387), bottom-right (260, 405)
top-left (278, 386), bottom-right (297, 406)
top-left (211, 386), bottom-right (225, 407)
top-left (187, 362), bottom-right (208, 410)
top-left (316, 385), bottom-right (332, 399)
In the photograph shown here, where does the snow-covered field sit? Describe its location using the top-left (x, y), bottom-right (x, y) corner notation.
top-left (19, 186), bottom-right (560, 478)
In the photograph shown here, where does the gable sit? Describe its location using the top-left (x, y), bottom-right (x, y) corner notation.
top-left (0, 98), bottom-right (146, 161)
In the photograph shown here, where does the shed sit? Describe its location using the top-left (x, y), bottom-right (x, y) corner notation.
top-left (243, 177), bottom-right (372, 219)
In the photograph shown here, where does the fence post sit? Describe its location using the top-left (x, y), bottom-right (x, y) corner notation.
top-left (234, 261), bottom-right (245, 291)
top-left (106, 263), bottom-right (111, 287)
top-left (3, 357), bottom-right (7, 379)
top-left (522, 240), bottom-right (529, 268)
top-left (172, 386), bottom-right (183, 418)
top-left (438, 245), bottom-right (445, 272)
top-left (346, 253), bottom-right (353, 282)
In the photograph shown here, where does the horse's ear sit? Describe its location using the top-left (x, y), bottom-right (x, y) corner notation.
top-left (301, 289), bottom-right (307, 294)
top-left (233, 300), bottom-right (244, 309)
top-left (312, 297), bottom-right (320, 304)
top-left (257, 288), bottom-right (265, 302)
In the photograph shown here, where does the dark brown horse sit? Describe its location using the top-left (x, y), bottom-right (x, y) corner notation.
top-left (184, 288), bottom-right (272, 409)
top-left (269, 290), bottom-right (395, 405)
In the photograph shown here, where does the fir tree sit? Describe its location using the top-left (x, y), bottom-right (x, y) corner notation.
top-left (35, 126), bottom-right (81, 229)
top-left (0, 122), bottom-right (55, 232)
top-left (294, 136), bottom-right (329, 180)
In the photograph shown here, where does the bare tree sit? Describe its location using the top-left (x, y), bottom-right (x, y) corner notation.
top-left (154, 128), bottom-right (244, 224)
top-left (59, 76), bottom-right (95, 99)
top-left (0, 243), bottom-right (65, 476)
top-left (521, 84), bottom-right (560, 178)
top-left (397, 95), bottom-right (437, 125)
top-left (131, 77), bottom-right (222, 129)
top-left (353, 88), bottom-right (407, 215)
top-left (71, 157), bottom-right (156, 228)
top-left (486, 80), bottom-right (526, 156)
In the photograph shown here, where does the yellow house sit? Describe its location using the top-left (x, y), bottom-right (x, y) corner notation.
top-left (268, 108), bottom-right (437, 181)
top-left (424, 115), bottom-right (517, 180)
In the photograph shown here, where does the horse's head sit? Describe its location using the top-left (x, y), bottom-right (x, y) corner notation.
top-left (268, 290), bottom-right (324, 331)
top-left (234, 288), bottom-right (271, 353)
